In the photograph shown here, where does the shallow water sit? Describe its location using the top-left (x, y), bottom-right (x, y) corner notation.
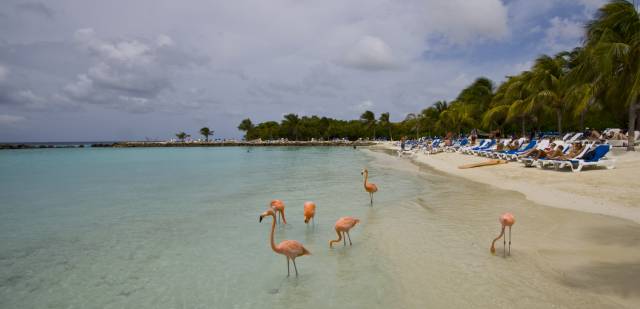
top-left (0, 147), bottom-right (638, 308)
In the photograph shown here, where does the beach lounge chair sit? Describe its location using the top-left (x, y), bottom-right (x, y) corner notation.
top-left (501, 140), bottom-right (543, 161)
top-left (470, 139), bottom-right (496, 156)
top-left (461, 139), bottom-right (489, 154)
top-left (550, 144), bottom-right (615, 172)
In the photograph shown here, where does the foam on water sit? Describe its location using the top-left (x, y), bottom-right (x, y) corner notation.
top-left (1, 147), bottom-right (638, 308)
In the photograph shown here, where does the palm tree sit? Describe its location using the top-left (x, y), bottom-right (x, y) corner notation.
top-left (379, 112), bottom-right (391, 140)
top-left (504, 72), bottom-right (535, 136)
top-left (282, 114), bottom-right (301, 140)
top-left (585, 0), bottom-right (640, 150)
top-left (360, 110), bottom-right (376, 139)
top-left (405, 112), bottom-right (423, 139)
top-left (200, 127), bottom-right (214, 142)
top-left (238, 118), bottom-right (254, 138)
top-left (529, 53), bottom-right (569, 134)
top-left (175, 132), bottom-right (189, 142)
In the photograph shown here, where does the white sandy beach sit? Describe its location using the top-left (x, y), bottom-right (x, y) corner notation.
top-left (368, 144), bottom-right (640, 308)
top-left (378, 143), bottom-right (640, 224)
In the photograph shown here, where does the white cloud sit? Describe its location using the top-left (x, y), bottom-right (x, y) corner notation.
top-left (352, 100), bottom-right (374, 112)
top-left (341, 36), bottom-right (397, 71)
top-left (0, 114), bottom-right (26, 126)
top-left (156, 34), bottom-right (174, 47)
top-left (544, 17), bottom-right (584, 52)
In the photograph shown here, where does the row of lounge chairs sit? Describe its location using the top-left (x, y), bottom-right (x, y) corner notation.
top-left (398, 132), bottom-right (616, 172)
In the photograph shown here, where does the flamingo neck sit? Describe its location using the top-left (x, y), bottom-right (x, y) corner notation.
top-left (329, 229), bottom-right (343, 247)
top-left (269, 214), bottom-right (279, 253)
top-left (491, 226), bottom-right (505, 251)
top-left (363, 172), bottom-right (368, 189)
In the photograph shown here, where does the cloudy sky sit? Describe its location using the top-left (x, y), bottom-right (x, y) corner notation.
top-left (0, 0), bottom-right (607, 141)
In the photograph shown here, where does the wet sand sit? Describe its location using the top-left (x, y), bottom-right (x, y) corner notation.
top-left (365, 149), bottom-right (640, 308)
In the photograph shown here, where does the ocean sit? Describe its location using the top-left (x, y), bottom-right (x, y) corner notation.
top-left (0, 147), bottom-right (637, 308)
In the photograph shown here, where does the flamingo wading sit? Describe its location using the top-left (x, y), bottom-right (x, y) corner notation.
top-left (329, 216), bottom-right (360, 248)
top-left (270, 199), bottom-right (287, 224)
top-left (259, 208), bottom-right (310, 276)
top-left (303, 201), bottom-right (316, 224)
top-left (361, 169), bottom-right (378, 206)
top-left (490, 212), bottom-right (515, 257)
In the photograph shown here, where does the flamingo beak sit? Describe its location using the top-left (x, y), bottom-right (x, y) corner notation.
top-left (259, 215), bottom-right (263, 223)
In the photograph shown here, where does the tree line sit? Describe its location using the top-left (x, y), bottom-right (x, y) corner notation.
top-left (239, 1), bottom-right (640, 150)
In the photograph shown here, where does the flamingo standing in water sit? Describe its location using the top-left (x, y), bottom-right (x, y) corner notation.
top-left (329, 216), bottom-right (360, 248)
top-left (490, 212), bottom-right (515, 257)
top-left (303, 201), bottom-right (316, 224)
top-left (259, 208), bottom-right (310, 276)
top-left (361, 169), bottom-right (378, 206)
top-left (270, 199), bottom-right (287, 224)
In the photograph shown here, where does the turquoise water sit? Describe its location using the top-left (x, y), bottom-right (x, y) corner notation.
top-left (1, 147), bottom-right (638, 308)
top-left (0, 147), bottom-right (423, 308)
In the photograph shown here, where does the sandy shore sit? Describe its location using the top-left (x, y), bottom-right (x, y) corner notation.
top-left (366, 145), bottom-right (640, 308)
top-left (376, 143), bottom-right (640, 224)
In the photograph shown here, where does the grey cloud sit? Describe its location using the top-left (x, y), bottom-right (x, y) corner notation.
top-left (14, 2), bottom-right (54, 19)
top-left (62, 29), bottom-right (207, 113)
top-left (0, 114), bottom-right (26, 126)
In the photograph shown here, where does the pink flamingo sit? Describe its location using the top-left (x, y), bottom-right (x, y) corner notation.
top-left (303, 201), bottom-right (316, 224)
top-left (259, 208), bottom-right (310, 276)
top-left (270, 199), bottom-right (287, 224)
top-left (329, 216), bottom-right (360, 248)
top-left (361, 169), bottom-right (378, 206)
top-left (490, 212), bottom-right (515, 257)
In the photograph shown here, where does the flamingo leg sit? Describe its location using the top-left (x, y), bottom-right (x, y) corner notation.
top-left (292, 259), bottom-right (299, 276)
top-left (343, 232), bottom-right (346, 246)
top-left (503, 233), bottom-right (506, 258)
top-left (347, 231), bottom-right (352, 246)
top-left (286, 257), bottom-right (290, 277)
top-left (508, 226), bottom-right (512, 256)
top-left (369, 192), bottom-right (373, 206)
top-left (277, 211), bottom-right (280, 224)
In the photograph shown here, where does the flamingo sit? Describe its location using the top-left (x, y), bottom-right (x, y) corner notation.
top-left (361, 169), bottom-right (378, 206)
top-left (303, 201), bottom-right (316, 224)
top-left (270, 199), bottom-right (287, 224)
top-left (329, 216), bottom-right (360, 248)
top-left (490, 212), bottom-right (515, 257)
top-left (259, 208), bottom-right (310, 276)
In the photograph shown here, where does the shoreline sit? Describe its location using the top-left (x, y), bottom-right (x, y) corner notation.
top-left (375, 142), bottom-right (640, 224)
top-left (0, 140), bottom-right (377, 150)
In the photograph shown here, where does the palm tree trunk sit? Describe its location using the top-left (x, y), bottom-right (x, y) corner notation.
top-left (627, 102), bottom-right (638, 151)
top-left (389, 127), bottom-right (393, 141)
top-left (521, 117), bottom-right (526, 137)
top-left (556, 109), bottom-right (562, 134)
top-left (580, 109), bottom-right (586, 131)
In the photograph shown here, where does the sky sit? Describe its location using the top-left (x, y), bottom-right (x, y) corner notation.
top-left (0, 0), bottom-right (609, 142)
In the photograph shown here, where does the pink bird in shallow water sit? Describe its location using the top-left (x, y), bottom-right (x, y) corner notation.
top-left (303, 201), bottom-right (316, 224)
top-left (361, 169), bottom-right (378, 206)
top-left (270, 199), bottom-right (287, 224)
top-left (329, 216), bottom-right (360, 248)
top-left (490, 212), bottom-right (515, 257)
top-left (259, 208), bottom-right (310, 276)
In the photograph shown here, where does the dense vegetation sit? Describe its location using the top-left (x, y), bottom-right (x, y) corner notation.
top-left (239, 1), bottom-right (640, 150)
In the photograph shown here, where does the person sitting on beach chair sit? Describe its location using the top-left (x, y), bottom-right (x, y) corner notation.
top-left (518, 143), bottom-right (558, 160)
top-left (548, 142), bottom-right (583, 160)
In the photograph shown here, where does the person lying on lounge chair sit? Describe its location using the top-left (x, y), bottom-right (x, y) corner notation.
top-left (518, 143), bottom-right (557, 159)
top-left (548, 142), bottom-right (583, 160)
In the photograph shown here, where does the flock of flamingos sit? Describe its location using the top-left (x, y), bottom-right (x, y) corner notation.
top-left (258, 168), bottom-right (515, 277)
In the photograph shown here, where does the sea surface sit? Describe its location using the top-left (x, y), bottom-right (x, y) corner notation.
top-left (1, 147), bottom-right (638, 308)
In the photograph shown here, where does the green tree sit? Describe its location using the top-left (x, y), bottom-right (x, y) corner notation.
top-left (585, 0), bottom-right (640, 150)
top-left (175, 132), bottom-right (189, 142)
top-left (199, 127), bottom-right (214, 142)
top-left (238, 118), bottom-right (254, 139)
top-left (281, 114), bottom-right (301, 140)
top-left (360, 110), bottom-right (376, 139)
top-left (379, 112), bottom-right (391, 140)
